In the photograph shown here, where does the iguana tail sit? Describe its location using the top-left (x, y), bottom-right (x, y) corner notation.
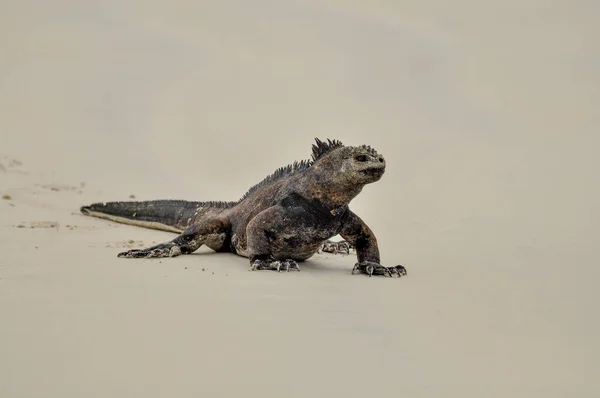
top-left (80, 200), bottom-right (211, 233)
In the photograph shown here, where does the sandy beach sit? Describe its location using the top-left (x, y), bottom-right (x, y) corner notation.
top-left (1, 1), bottom-right (598, 397)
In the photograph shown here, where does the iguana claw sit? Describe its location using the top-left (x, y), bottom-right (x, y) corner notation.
top-left (352, 261), bottom-right (406, 277)
top-left (251, 259), bottom-right (300, 272)
top-left (276, 259), bottom-right (300, 272)
top-left (389, 265), bottom-right (407, 277)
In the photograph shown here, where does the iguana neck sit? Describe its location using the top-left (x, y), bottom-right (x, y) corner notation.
top-left (291, 168), bottom-right (364, 210)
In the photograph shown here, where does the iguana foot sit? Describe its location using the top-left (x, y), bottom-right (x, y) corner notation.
top-left (118, 243), bottom-right (182, 258)
top-left (351, 261), bottom-right (406, 277)
top-left (250, 258), bottom-right (300, 272)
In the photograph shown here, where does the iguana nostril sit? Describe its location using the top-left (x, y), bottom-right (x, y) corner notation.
top-left (378, 156), bottom-right (384, 162)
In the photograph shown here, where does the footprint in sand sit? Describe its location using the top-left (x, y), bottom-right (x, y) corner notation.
top-left (36, 183), bottom-right (85, 194)
top-left (12, 222), bottom-right (99, 232)
top-left (14, 221), bottom-right (60, 230)
top-left (105, 240), bottom-right (147, 249)
top-left (0, 157), bottom-right (26, 174)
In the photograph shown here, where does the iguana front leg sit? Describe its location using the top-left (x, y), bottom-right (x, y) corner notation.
top-left (117, 218), bottom-right (231, 258)
top-left (339, 211), bottom-right (407, 278)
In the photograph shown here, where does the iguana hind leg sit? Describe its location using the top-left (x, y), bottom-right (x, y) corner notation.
top-left (245, 204), bottom-right (334, 273)
top-left (117, 217), bottom-right (231, 258)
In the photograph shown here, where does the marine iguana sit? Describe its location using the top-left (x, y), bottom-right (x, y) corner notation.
top-left (80, 138), bottom-right (407, 277)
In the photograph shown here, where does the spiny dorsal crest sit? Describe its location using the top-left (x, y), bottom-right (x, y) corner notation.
top-left (237, 138), bottom-right (344, 203)
top-left (238, 159), bottom-right (312, 202)
top-left (311, 138), bottom-right (345, 161)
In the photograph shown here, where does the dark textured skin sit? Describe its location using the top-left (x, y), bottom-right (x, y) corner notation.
top-left (80, 138), bottom-right (407, 277)
top-left (320, 240), bottom-right (351, 255)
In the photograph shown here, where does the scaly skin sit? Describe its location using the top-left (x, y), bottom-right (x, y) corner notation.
top-left (320, 240), bottom-right (351, 255)
top-left (80, 138), bottom-right (407, 278)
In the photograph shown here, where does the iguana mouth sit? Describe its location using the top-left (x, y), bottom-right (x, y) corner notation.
top-left (360, 166), bottom-right (385, 176)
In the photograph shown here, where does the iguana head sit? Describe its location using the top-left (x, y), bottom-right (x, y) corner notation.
top-left (311, 138), bottom-right (386, 185)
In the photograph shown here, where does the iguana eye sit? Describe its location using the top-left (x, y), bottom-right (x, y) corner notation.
top-left (355, 155), bottom-right (368, 162)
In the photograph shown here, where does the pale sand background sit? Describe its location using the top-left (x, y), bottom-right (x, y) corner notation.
top-left (1, 1), bottom-right (598, 397)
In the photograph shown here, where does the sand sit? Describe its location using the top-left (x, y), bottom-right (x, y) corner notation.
top-left (1, 1), bottom-right (598, 397)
